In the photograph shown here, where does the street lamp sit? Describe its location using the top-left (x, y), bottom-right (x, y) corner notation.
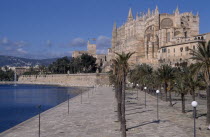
top-left (191, 101), bottom-right (198, 137)
top-left (144, 87), bottom-right (147, 108)
top-left (38, 105), bottom-right (41, 137)
top-left (81, 90), bottom-right (83, 104)
top-left (68, 95), bottom-right (70, 114)
top-left (156, 90), bottom-right (160, 122)
top-left (136, 84), bottom-right (139, 100)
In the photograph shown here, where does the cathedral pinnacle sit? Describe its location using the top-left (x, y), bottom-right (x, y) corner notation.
top-left (113, 21), bottom-right (117, 30)
top-left (155, 5), bottom-right (159, 14)
top-left (128, 8), bottom-right (133, 21)
top-left (136, 12), bottom-right (139, 19)
top-left (196, 12), bottom-right (199, 17)
top-left (175, 6), bottom-right (179, 14)
top-left (148, 8), bottom-right (151, 16)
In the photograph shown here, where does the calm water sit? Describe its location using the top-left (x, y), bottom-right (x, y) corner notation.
top-left (0, 84), bottom-right (78, 133)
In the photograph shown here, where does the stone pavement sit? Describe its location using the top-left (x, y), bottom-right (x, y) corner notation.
top-left (0, 87), bottom-right (120, 137)
top-left (126, 89), bottom-right (210, 137)
top-left (1, 87), bottom-right (210, 137)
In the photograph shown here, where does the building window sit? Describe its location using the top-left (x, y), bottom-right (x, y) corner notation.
top-left (167, 32), bottom-right (170, 42)
top-left (185, 46), bottom-right (189, 51)
top-left (168, 49), bottom-right (170, 53)
top-left (162, 48), bottom-right (167, 53)
top-left (193, 46), bottom-right (195, 50)
top-left (174, 48), bottom-right (175, 53)
top-left (180, 47), bottom-right (183, 52)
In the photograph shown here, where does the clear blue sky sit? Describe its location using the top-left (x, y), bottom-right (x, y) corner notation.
top-left (0, 0), bottom-right (209, 59)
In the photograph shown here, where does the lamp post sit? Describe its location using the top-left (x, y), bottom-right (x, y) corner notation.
top-left (38, 105), bottom-right (41, 137)
top-left (136, 84), bottom-right (139, 100)
top-left (81, 90), bottom-right (82, 104)
top-left (191, 101), bottom-right (198, 137)
top-left (144, 87), bottom-right (147, 108)
top-left (156, 90), bottom-right (160, 122)
top-left (68, 95), bottom-right (70, 114)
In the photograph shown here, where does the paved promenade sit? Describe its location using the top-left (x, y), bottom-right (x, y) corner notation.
top-left (126, 89), bottom-right (209, 137)
top-left (0, 87), bottom-right (120, 137)
top-left (1, 87), bottom-right (209, 137)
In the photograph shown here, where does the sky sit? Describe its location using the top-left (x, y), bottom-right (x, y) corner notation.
top-left (0, 0), bottom-right (210, 59)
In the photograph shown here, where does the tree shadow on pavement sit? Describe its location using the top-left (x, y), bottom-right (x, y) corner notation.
top-left (126, 107), bottom-right (143, 111)
top-left (126, 97), bottom-right (137, 100)
top-left (126, 102), bottom-right (137, 105)
top-left (126, 110), bottom-right (153, 116)
top-left (197, 113), bottom-right (207, 118)
top-left (127, 120), bottom-right (170, 130)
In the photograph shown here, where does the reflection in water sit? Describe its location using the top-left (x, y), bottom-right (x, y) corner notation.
top-left (0, 84), bottom-right (78, 133)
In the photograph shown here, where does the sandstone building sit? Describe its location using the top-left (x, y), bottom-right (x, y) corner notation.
top-left (109, 6), bottom-right (210, 67)
top-left (72, 41), bottom-right (96, 58)
top-left (72, 41), bottom-right (108, 70)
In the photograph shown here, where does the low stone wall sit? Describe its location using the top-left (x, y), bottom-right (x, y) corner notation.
top-left (18, 73), bottom-right (110, 87)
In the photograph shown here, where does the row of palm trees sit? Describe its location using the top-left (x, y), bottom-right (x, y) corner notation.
top-left (129, 41), bottom-right (210, 128)
top-left (110, 42), bottom-right (210, 137)
top-left (110, 41), bottom-right (210, 136)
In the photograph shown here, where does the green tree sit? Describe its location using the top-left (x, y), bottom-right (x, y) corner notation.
top-left (110, 59), bottom-right (122, 124)
top-left (115, 52), bottom-right (134, 137)
top-left (173, 69), bottom-right (189, 113)
top-left (0, 68), bottom-right (14, 81)
top-left (190, 41), bottom-right (210, 126)
top-left (157, 64), bottom-right (175, 106)
top-left (48, 56), bottom-right (70, 74)
top-left (80, 54), bottom-right (97, 73)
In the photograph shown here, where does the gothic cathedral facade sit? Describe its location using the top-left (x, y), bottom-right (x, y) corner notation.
top-left (109, 6), bottom-right (206, 67)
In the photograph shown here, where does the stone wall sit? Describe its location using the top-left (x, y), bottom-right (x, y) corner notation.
top-left (18, 73), bottom-right (110, 87)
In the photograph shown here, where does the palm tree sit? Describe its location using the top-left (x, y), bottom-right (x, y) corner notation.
top-left (111, 59), bottom-right (122, 123)
top-left (157, 64), bottom-right (175, 106)
top-left (173, 70), bottom-right (189, 113)
top-left (115, 52), bottom-right (135, 137)
top-left (183, 65), bottom-right (202, 101)
top-left (190, 41), bottom-right (210, 127)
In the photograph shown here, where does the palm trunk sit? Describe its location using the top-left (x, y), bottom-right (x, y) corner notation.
top-left (181, 93), bottom-right (185, 113)
top-left (169, 89), bottom-right (173, 106)
top-left (164, 82), bottom-right (168, 101)
top-left (192, 88), bottom-right (196, 101)
top-left (115, 83), bottom-right (118, 99)
top-left (121, 72), bottom-right (126, 137)
top-left (206, 85), bottom-right (210, 126)
top-left (117, 83), bottom-right (122, 123)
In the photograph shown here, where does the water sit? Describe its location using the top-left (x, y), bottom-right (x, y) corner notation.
top-left (0, 84), bottom-right (78, 133)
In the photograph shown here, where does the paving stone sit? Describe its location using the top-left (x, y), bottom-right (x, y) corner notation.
top-left (1, 87), bottom-right (210, 137)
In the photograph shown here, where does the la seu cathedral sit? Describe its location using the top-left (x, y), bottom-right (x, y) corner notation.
top-left (107, 6), bottom-right (210, 68)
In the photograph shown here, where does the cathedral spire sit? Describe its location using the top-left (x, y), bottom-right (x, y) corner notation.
top-left (128, 8), bottom-right (133, 21)
top-left (136, 12), bottom-right (139, 19)
top-left (175, 6), bottom-right (179, 14)
top-left (113, 21), bottom-right (117, 31)
top-left (155, 5), bottom-right (159, 14)
top-left (148, 8), bottom-right (151, 16)
top-left (196, 11), bottom-right (199, 17)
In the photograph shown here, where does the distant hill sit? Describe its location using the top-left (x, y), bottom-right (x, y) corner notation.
top-left (0, 55), bottom-right (58, 67)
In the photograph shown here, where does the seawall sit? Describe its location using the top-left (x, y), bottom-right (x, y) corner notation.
top-left (18, 73), bottom-right (110, 87)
